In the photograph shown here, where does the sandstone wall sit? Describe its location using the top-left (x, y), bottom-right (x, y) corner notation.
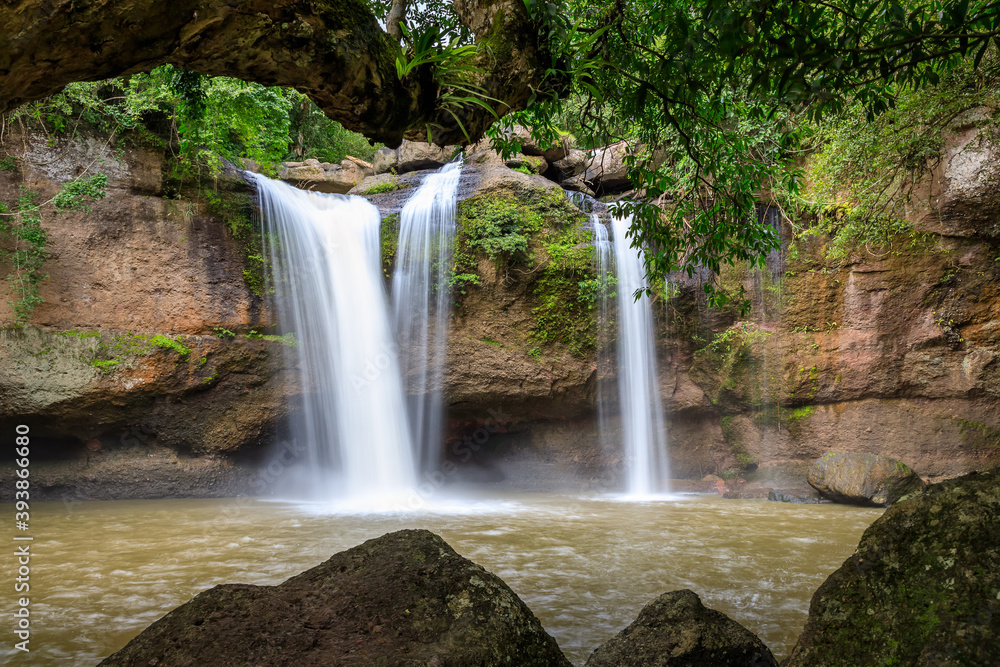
top-left (0, 131), bottom-right (293, 498)
top-left (2, 127), bottom-right (999, 498)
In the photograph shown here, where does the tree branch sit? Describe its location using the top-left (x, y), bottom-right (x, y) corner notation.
top-left (386, 0), bottom-right (408, 41)
top-left (0, 0), bottom-right (561, 146)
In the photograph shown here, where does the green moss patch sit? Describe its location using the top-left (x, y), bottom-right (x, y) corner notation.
top-left (149, 334), bottom-right (192, 357)
top-left (362, 179), bottom-right (407, 195)
top-left (787, 469), bottom-right (1000, 665)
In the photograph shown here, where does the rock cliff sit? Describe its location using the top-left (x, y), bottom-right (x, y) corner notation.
top-left (2, 123), bottom-right (1000, 499)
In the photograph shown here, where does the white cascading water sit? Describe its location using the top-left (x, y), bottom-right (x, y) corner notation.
top-left (600, 212), bottom-right (670, 495)
top-left (249, 173), bottom-right (417, 507)
top-left (392, 162), bottom-right (461, 473)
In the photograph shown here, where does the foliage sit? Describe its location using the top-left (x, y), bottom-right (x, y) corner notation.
top-left (504, 0), bottom-right (1000, 309)
top-left (381, 212), bottom-right (400, 278)
top-left (366, 0), bottom-right (473, 45)
top-left (457, 194), bottom-right (544, 260)
top-left (124, 66), bottom-right (295, 177)
top-left (531, 223), bottom-right (598, 356)
top-left (287, 94), bottom-right (381, 163)
top-left (52, 174), bottom-right (108, 212)
top-left (6, 65), bottom-right (377, 179)
top-left (149, 334), bottom-right (192, 357)
top-left (91, 359), bottom-right (121, 373)
top-left (448, 271), bottom-right (481, 295)
top-left (797, 61), bottom-right (1000, 260)
top-left (245, 330), bottom-right (299, 347)
top-left (0, 191), bottom-right (47, 325)
top-left (0, 172), bottom-right (108, 325)
top-left (363, 178), bottom-right (407, 195)
top-left (394, 21), bottom-right (497, 142)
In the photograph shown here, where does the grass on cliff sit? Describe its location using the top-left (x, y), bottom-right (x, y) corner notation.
top-left (787, 61), bottom-right (1000, 263)
top-left (0, 173), bottom-right (109, 327)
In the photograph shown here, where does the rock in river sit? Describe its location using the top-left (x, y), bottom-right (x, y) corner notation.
top-left (585, 589), bottom-right (777, 667)
top-left (807, 451), bottom-right (926, 506)
top-left (99, 529), bottom-right (571, 667)
top-left (786, 468), bottom-right (1000, 666)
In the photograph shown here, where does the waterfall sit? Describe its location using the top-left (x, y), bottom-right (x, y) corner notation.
top-left (392, 162), bottom-right (461, 473)
top-left (249, 174), bottom-right (417, 506)
top-left (596, 212), bottom-right (670, 495)
top-left (751, 205), bottom-right (785, 466)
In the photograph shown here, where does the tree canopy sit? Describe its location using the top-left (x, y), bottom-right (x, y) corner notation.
top-left (491, 0), bottom-right (1000, 305)
top-left (3, 0), bottom-right (1000, 307)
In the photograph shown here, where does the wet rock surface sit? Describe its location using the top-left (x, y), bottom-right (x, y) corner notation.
top-left (100, 529), bottom-right (572, 667)
top-left (585, 589), bottom-right (778, 667)
top-left (786, 468), bottom-right (1000, 667)
top-left (278, 158), bottom-right (372, 193)
top-left (767, 488), bottom-right (828, 504)
top-left (807, 451), bottom-right (926, 506)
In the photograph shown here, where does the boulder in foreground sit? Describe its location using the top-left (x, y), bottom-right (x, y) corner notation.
top-left (585, 589), bottom-right (777, 667)
top-left (807, 451), bottom-right (925, 506)
top-left (100, 529), bottom-right (571, 667)
top-left (786, 468), bottom-right (1000, 666)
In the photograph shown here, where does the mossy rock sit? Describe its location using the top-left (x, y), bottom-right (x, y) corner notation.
top-left (99, 529), bottom-right (571, 667)
top-left (585, 589), bottom-right (777, 666)
top-left (807, 451), bottom-right (926, 507)
top-left (786, 468), bottom-right (1000, 666)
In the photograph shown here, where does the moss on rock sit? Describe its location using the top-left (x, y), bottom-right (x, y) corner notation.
top-left (786, 468), bottom-right (1000, 666)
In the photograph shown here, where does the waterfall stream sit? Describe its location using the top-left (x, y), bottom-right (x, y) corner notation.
top-left (250, 174), bottom-right (417, 507)
top-left (596, 212), bottom-right (671, 495)
top-left (392, 163), bottom-right (461, 474)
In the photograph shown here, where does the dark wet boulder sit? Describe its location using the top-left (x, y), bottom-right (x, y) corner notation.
top-left (767, 487), bottom-right (828, 504)
top-left (786, 468), bottom-right (1000, 667)
top-left (99, 529), bottom-right (571, 667)
top-left (585, 589), bottom-right (777, 667)
top-left (807, 451), bottom-right (926, 506)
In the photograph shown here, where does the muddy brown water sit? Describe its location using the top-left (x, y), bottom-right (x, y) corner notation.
top-left (2, 493), bottom-right (881, 665)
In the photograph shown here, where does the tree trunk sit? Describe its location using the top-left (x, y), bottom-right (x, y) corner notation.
top-left (0, 0), bottom-right (562, 146)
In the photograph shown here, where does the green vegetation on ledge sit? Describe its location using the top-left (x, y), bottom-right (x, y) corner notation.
top-left (362, 179), bottom-right (408, 195)
top-left (453, 187), bottom-right (596, 356)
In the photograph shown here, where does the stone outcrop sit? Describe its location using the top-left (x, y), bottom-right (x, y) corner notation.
top-left (585, 589), bottom-right (778, 667)
top-left (0, 0), bottom-right (561, 146)
top-left (685, 122), bottom-right (1000, 480)
top-left (278, 158), bottom-right (372, 194)
top-left (551, 148), bottom-right (589, 180)
top-left (806, 451), bottom-right (926, 506)
top-left (99, 529), bottom-right (572, 667)
top-left (509, 124), bottom-right (571, 162)
top-left (584, 141), bottom-right (631, 194)
top-left (767, 488), bottom-right (827, 504)
top-left (786, 468), bottom-right (1000, 666)
top-left (0, 130), bottom-right (297, 501)
top-left (373, 140), bottom-right (461, 174)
